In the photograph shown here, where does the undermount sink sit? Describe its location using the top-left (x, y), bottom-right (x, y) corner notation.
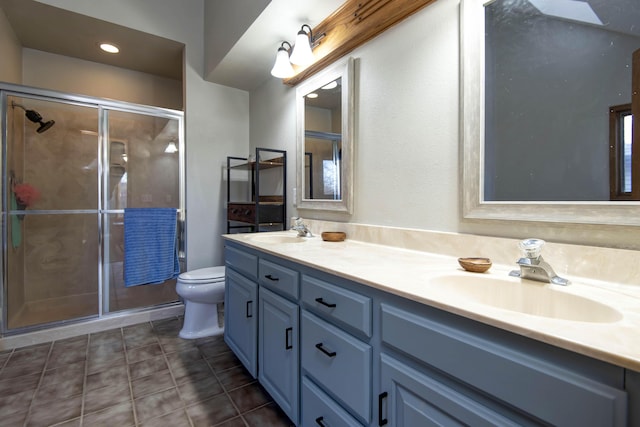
top-left (248, 234), bottom-right (306, 244)
top-left (430, 274), bottom-right (622, 323)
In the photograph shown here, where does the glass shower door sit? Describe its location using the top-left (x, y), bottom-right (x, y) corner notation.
top-left (102, 109), bottom-right (182, 313)
top-left (5, 95), bottom-right (100, 330)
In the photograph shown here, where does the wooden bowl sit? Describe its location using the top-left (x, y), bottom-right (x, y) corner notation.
top-left (321, 231), bottom-right (346, 242)
top-left (458, 257), bottom-right (492, 273)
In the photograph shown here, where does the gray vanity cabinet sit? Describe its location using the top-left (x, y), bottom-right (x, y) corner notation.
top-left (224, 241), bottom-right (631, 427)
top-left (224, 267), bottom-right (258, 377)
top-left (379, 303), bottom-right (627, 426)
top-left (258, 287), bottom-right (299, 423)
top-left (380, 353), bottom-right (521, 426)
top-left (225, 246), bottom-right (301, 425)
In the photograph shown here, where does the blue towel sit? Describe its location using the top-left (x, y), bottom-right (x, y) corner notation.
top-left (124, 208), bottom-right (180, 287)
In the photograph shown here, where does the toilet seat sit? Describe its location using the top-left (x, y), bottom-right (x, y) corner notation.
top-left (178, 266), bottom-right (225, 284)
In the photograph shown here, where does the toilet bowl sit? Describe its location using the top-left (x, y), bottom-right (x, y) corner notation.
top-left (175, 266), bottom-right (225, 339)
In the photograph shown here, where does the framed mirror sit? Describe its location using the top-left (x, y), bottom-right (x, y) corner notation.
top-left (461, 0), bottom-right (640, 226)
top-left (296, 57), bottom-right (354, 213)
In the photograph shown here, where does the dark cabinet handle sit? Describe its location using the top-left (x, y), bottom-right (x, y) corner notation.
top-left (315, 342), bottom-right (336, 358)
top-left (246, 300), bottom-right (253, 318)
top-left (378, 392), bottom-right (388, 426)
top-left (315, 297), bottom-right (336, 308)
top-left (315, 416), bottom-right (327, 427)
top-left (285, 327), bottom-right (293, 350)
top-left (265, 274), bottom-right (279, 281)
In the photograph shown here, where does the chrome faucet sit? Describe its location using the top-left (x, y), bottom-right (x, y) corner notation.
top-left (509, 239), bottom-right (570, 286)
top-left (291, 217), bottom-right (313, 237)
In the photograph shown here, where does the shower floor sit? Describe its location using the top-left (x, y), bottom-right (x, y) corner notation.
top-left (7, 263), bottom-right (180, 331)
top-left (8, 292), bottom-right (98, 330)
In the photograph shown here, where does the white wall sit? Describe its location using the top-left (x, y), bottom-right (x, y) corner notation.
top-left (250, 0), bottom-right (640, 250)
top-left (22, 49), bottom-right (182, 110)
top-left (37, 0), bottom-right (250, 268)
top-left (0, 6), bottom-right (22, 83)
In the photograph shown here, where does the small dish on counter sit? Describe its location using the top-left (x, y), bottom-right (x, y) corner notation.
top-left (321, 231), bottom-right (346, 242)
top-left (458, 257), bottom-right (492, 273)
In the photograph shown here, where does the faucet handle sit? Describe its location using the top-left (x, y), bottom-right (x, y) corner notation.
top-left (519, 238), bottom-right (545, 259)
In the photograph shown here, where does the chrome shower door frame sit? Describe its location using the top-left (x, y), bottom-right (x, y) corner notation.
top-left (0, 83), bottom-right (186, 335)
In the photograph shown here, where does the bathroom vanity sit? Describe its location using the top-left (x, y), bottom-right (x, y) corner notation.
top-left (223, 227), bottom-right (639, 426)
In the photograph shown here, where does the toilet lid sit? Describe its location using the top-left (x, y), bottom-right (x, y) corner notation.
top-left (178, 266), bottom-right (225, 284)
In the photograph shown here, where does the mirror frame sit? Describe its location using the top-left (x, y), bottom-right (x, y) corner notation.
top-left (461, 0), bottom-right (640, 227)
top-left (296, 57), bottom-right (354, 213)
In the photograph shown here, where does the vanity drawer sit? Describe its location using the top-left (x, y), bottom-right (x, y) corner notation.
top-left (259, 259), bottom-right (299, 300)
top-left (301, 274), bottom-right (372, 337)
top-left (301, 376), bottom-right (364, 427)
top-left (225, 245), bottom-right (257, 280)
top-left (381, 303), bottom-right (627, 427)
top-left (301, 310), bottom-right (371, 423)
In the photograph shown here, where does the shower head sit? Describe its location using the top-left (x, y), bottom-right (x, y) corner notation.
top-left (11, 102), bottom-right (55, 133)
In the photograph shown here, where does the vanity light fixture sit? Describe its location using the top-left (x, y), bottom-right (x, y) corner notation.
top-left (270, 41), bottom-right (295, 78)
top-left (271, 24), bottom-right (326, 79)
top-left (99, 42), bottom-right (120, 54)
top-left (290, 24), bottom-right (315, 66)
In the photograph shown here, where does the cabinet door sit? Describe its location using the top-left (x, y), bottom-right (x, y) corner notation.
top-left (379, 354), bottom-right (521, 427)
top-left (224, 268), bottom-right (258, 378)
top-left (259, 287), bottom-right (299, 425)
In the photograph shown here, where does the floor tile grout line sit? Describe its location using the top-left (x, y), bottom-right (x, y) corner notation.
top-left (79, 333), bottom-right (90, 427)
top-left (0, 348), bottom-right (14, 374)
top-left (129, 320), bottom-right (192, 426)
top-left (204, 347), bottom-right (251, 427)
top-left (154, 320), bottom-right (196, 427)
top-left (22, 341), bottom-right (54, 427)
top-left (122, 326), bottom-right (141, 427)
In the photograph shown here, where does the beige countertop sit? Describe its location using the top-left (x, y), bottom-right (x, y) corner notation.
top-left (224, 229), bottom-right (640, 372)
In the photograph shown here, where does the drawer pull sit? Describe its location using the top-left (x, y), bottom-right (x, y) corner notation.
top-left (315, 342), bottom-right (337, 358)
top-left (265, 274), bottom-right (280, 281)
top-left (285, 327), bottom-right (293, 350)
top-left (315, 416), bottom-right (327, 427)
top-left (246, 300), bottom-right (253, 318)
top-left (378, 392), bottom-right (388, 426)
top-left (315, 297), bottom-right (337, 308)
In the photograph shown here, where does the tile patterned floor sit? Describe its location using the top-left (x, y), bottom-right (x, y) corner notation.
top-left (0, 317), bottom-right (294, 427)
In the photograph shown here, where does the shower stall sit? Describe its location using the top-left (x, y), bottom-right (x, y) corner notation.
top-left (1, 84), bottom-right (185, 334)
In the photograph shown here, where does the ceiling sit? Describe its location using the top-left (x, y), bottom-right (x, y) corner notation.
top-left (0, 0), bottom-right (184, 80)
top-left (0, 0), bottom-right (345, 91)
top-left (203, 0), bottom-right (345, 91)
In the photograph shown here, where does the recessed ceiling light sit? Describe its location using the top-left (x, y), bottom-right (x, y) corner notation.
top-left (99, 43), bottom-right (120, 54)
top-left (306, 93), bottom-right (319, 99)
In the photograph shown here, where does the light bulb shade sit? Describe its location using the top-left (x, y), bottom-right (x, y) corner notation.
top-left (290, 30), bottom-right (314, 66)
top-left (271, 47), bottom-right (295, 78)
top-left (165, 141), bottom-right (178, 153)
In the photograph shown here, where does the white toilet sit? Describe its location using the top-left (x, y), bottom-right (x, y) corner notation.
top-left (175, 266), bottom-right (226, 339)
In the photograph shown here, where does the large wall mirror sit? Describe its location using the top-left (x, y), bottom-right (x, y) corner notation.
top-left (296, 57), bottom-right (354, 213)
top-left (462, 0), bottom-right (640, 226)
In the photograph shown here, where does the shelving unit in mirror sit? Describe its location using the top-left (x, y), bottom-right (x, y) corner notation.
top-left (226, 148), bottom-right (287, 234)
